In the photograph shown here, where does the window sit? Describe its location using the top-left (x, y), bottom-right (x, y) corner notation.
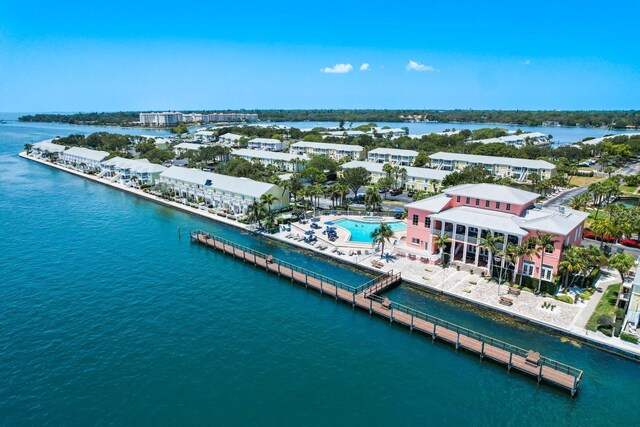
top-left (465, 197), bottom-right (470, 204)
top-left (456, 196), bottom-right (461, 203)
top-left (475, 199), bottom-right (480, 206)
top-left (495, 202), bottom-right (501, 209)
top-left (506, 203), bottom-right (511, 211)
top-left (574, 226), bottom-right (581, 241)
top-left (541, 265), bottom-right (554, 281)
top-left (412, 214), bottom-right (419, 226)
top-left (522, 261), bottom-right (535, 277)
top-left (545, 244), bottom-right (555, 254)
top-left (485, 200), bottom-right (490, 207)
top-left (424, 217), bottom-right (431, 228)
top-left (411, 237), bottom-right (420, 244)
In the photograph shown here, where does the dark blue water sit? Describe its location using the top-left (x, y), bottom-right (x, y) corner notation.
top-left (1, 119), bottom-right (638, 426)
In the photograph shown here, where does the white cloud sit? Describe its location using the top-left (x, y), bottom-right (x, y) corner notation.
top-left (522, 59), bottom-right (531, 65)
top-left (359, 63), bottom-right (370, 71)
top-left (320, 63), bottom-right (353, 74)
top-left (406, 60), bottom-right (437, 72)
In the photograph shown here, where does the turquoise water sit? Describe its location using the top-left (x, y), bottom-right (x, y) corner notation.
top-left (1, 118), bottom-right (640, 425)
top-left (333, 219), bottom-right (406, 243)
top-left (615, 197), bottom-right (639, 208)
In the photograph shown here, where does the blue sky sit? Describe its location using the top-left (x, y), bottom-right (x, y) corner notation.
top-left (1, 0), bottom-right (639, 111)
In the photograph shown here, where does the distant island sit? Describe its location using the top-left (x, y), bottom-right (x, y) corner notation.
top-left (17, 109), bottom-right (640, 129)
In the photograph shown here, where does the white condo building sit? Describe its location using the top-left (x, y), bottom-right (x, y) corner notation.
top-left (247, 138), bottom-right (286, 151)
top-left (158, 167), bottom-right (289, 215)
top-left (29, 140), bottom-right (66, 158)
top-left (100, 157), bottom-right (167, 186)
top-left (193, 130), bottom-right (216, 143)
top-left (289, 141), bottom-right (364, 161)
top-left (231, 149), bottom-right (307, 172)
top-left (218, 133), bottom-right (243, 147)
top-left (174, 143), bottom-right (206, 156)
top-left (428, 152), bottom-right (556, 182)
top-left (367, 148), bottom-right (419, 166)
top-left (139, 112), bottom-right (182, 127)
top-left (469, 132), bottom-right (551, 147)
top-left (60, 147), bottom-right (109, 171)
top-left (340, 161), bottom-right (450, 193)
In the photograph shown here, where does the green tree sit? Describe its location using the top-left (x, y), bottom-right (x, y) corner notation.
top-left (442, 164), bottom-right (494, 187)
top-left (479, 234), bottom-right (504, 279)
top-left (306, 155), bottom-right (338, 175)
top-left (171, 123), bottom-right (189, 136)
top-left (608, 252), bottom-right (636, 281)
top-left (377, 177), bottom-right (395, 199)
top-left (534, 233), bottom-right (558, 291)
top-left (558, 247), bottom-right (587, 289)
top-left (364, 187), bottom-right (382, 212)
top-left (434, 233), bottom-right (451, 266)
top-left (371, 223), bottom-right (395, 258)
top-left (382, 162), bottom-right (394, 178)
top-left (260, 193), bottom-right (278, 219)
top-left (340, 167), bottom-right (371, 197)
top-left (514, 239), bottom-right (537, 288)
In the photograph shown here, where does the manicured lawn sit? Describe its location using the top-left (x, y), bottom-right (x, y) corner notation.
top-left (620, 185), bottom-right (639, 195)
top-left (586, 284), bottom-right (620, 331)
top-left (570, 175), bottom-right (602, 187)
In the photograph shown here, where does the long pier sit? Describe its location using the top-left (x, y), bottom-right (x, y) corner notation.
top-left (190, 230), bottom-right (583, 396)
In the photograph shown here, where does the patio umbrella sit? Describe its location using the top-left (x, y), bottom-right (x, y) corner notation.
top-left (311, 217), bottom-right (320, 222)
top-left (305, 230), bottom-right (315, 235)
top-left (394, 208), bottom-right (404, 213)
top-left (324, 221), bottom-right (334, 225)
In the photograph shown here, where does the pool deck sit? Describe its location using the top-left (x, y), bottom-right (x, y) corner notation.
top-left (290, 215), bottom-right (406, 249)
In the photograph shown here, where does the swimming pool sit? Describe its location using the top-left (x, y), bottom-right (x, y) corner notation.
top-left (333, 219), bottom-right (406, 243)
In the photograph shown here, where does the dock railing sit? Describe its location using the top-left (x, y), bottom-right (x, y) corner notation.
top-left (191, 230), bottom-right (360, 294)
top-left (357, 270), bottom-right (402, 296)
top-left (368, 294), bottom-right (584, 380)
top-left (190, 229), bottom-right (583, 395)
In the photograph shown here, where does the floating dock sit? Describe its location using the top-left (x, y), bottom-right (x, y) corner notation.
top-left (190, 230), bottom-right (583, 396)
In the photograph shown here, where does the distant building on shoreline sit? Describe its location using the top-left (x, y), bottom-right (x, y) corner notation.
top-left (139, 112), bottom-right (259, 127)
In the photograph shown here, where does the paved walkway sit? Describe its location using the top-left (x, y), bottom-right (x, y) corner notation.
top-left (571, 268), bottom-right (620, 329)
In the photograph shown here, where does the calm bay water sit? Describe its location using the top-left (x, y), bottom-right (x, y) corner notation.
top-left (1, 119), bottom-right (639, 426)
top-left (268, 121), bottom-right (636, 145)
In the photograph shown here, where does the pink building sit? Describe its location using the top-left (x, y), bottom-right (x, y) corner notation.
top-left (404, 183), bottom-right (588, 282)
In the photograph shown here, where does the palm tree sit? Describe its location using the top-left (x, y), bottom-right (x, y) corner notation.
top-left (534, 233), bottom-right (558, 292)
top-left (433, 233), bottom-right (451, 266)
top-left (479, 234), bottom-right (504, 279)
top-left (392, 166), bottom-right (407, 189)
top-left (568, 193), bottom-right (590, 211)
top-left (371, 223), bottom-right (395, 259)
top-left (558, 247), bottom-right (586, 289)
top-left (335, 183), bottom-right (349, 208)
top-left (247, 201), bottom-right (267, 226)
top-left (260, 193), bottom-right (278, 219)
top-left (382, 162), bottom-right (394, 179)
top-left (364, 187), bottom-right (382, 212)
top-left (591, 218), bottom-right (614, 249)
top-left (529, 173), bottom-right (540, 191)
top-left (499, 242), bottom-right (520, 284)
top-left (514, 239), bottom-right (537, 288)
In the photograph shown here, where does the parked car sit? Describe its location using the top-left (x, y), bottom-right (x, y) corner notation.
top-left (390, 188), bottom-right (402, 196)
top-left (407, 190), bottom-right (415, 197)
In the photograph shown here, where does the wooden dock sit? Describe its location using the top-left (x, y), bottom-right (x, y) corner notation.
top-left (190, 230), bottom-right (583, 396)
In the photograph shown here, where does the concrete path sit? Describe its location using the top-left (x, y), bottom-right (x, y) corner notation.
top-left (572, 268), bottom-right (620, 329)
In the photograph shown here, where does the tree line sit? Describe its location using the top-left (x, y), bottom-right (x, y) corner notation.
top-left (18, 110), bottom-right (640, 129)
